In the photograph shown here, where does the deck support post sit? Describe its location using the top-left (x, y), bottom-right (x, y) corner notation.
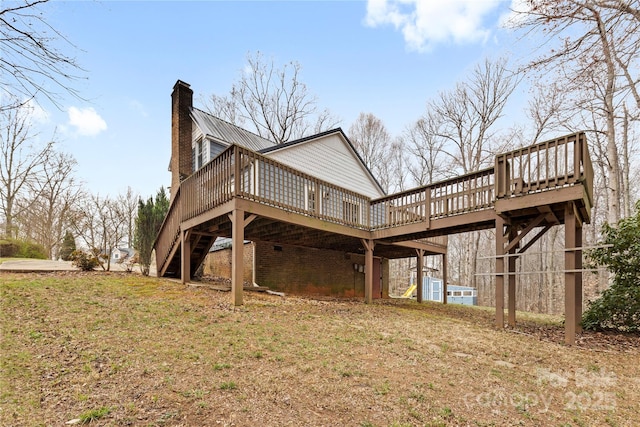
top-left (230, 209), bottom-right (245, 306)
top-left (495, 216), bottom-right (506, 328)
top-left (416, 249), bottom-right (425, 303)
top-left (442, 253), bottom-right (448, 304)
top-left (508, 227), bottom-right (517, 327)
top-left (181, 229), bottom-right (191, 284)
top-left (362, 239), bottom-right (375, 304)
top-left (564, 202), bottom-right (583, 345)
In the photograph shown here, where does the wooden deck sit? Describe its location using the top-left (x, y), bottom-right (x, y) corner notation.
top-left (154, 132), bottom-right (593, 344)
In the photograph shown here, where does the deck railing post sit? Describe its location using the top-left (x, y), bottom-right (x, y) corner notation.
top-left (495, 156), bottom-right (510, 198)
top-left (425, 187), bottom-right (431, 229)
top-left (233, 145), bottom-right (241, 197)
top-left (573, 132), bottom-right (581, 185)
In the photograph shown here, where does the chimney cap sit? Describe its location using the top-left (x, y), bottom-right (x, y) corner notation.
top-left (174, 80), bottom-right (191, 90)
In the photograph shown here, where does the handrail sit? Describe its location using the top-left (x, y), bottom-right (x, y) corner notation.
top-left (154, 186), bottom-right (182, 272)
top-left (370, 167), bottom-right (495, 229)
top-left (495, 132), bottom-right (588, 199)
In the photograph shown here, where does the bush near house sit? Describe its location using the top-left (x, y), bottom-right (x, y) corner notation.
top-left (70, 249), bottom-right (102, 271)
top-left (0, 238), bottom-right (47, 259)
top-left (583, 200), bottom-right (640, 332)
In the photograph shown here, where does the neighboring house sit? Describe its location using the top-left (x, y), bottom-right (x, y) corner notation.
top-left (111, 246), bottom-right (134, 263)
top-left (168, 80), bottom-right (444, 299)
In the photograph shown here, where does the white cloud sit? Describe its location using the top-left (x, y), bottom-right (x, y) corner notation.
top-left (67, 106), bottom-right (107, 137)
top-left (365, 0), bottom-right (505, 52)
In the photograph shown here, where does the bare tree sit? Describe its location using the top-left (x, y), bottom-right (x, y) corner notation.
top-left (0, 102), bottom-right (53, 237)
top-left (387, 138), bottom-right (409, 193)
top-left (203, 93), bottom-right (246, 128)
top-left (117, 186), bottom-right (139, 247)
top-left (420, 57), bottom-right (517, 289)
top-left (348, 112), bottom-right (392, 191)
top-left (0, 0), bottom-right (84, 110)
top-left (205, 51), bottom-right (340, 143)
top-left (507, 0), bottom-right (640, 223)
top-left (72, 193), bottom-right (127, 271)
top-left (16, 150), bottom-right (81, 258)
top-left (404, 113), bottom-right (446, 186)
top-left (429, 57), bottom-right (518, 174)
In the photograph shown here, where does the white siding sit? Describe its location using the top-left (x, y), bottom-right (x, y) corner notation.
top-left (265, 133), bottom-right (384, 198)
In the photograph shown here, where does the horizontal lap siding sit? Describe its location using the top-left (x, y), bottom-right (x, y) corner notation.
top-left (265, 134), bottom-right (384, 199)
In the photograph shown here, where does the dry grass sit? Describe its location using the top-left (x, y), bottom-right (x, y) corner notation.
top-left (1, 271), bottom-right (638, 427)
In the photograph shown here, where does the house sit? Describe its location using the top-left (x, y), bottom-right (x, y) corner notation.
top-left (157, 79), bottom-right (594, 344)
top-left (169, 80), bottom-right (445, 298)
top-left (110, 244), bottom-right (134, 264)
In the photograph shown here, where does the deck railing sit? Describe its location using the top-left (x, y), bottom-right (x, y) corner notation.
top-left (495, 132), bottom-right (592, 203)
top-left (370, 168), bottom-right (495, 230)
top-left (155, 133), bottom-right (592, 272)
top-left (235, 146), bottom-right (371, 229)
top-left (154, 187), bottom-right (182, 273)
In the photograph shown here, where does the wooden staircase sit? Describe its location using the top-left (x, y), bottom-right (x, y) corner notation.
top-left (160, 231), bottom-right (216, 279)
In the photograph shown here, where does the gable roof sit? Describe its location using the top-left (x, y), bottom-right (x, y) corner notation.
top-left (260, 128), bottom-right (386, 196)
top-left (190, 107), bottom-right (275, 151)
top-left (190, 108), bottom-right (386, 197)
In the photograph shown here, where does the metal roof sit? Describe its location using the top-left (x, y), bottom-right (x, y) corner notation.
top-left (190, 108), bottom-right (275, 151)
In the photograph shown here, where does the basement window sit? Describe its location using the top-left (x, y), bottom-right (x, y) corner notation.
top-left (273, 245), bottom-right (283, 252)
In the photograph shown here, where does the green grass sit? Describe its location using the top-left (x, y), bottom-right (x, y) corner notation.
top-left (78, 406), bottom-right (110, 423)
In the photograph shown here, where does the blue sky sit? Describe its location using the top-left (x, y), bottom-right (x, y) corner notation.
top-left (34, 0), bottom-right (528, 199)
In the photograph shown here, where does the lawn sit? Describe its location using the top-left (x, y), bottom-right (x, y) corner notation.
top-left (1, 271), bottom-right (638, 426)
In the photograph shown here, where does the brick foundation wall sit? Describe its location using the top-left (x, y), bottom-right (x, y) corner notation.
top-left (203, 242), bottom-right (254, 283)
top-left (254, 242), bottom-right (367, 297)
top-left (203, 241), bottom-right (388, 298)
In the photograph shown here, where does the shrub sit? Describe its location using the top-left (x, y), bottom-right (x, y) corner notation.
top-left (583, 201), bottom-right (640, 332)
top-left (16, 241), bottom-right (47, 259)
top-left (0, 238), bottom-right (47, 259)
top-left (0, 239), bottom-right (19, 257)
top-left (70, 249), bottom-right (100, 271)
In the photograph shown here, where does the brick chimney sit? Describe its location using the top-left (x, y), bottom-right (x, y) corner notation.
top-left (170, 80), bottom-right (193, 201)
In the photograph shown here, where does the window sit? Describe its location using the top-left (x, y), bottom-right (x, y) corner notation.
top-left (463, 291), bottom-right (473, 297)
top-left (306, 186), bottom-right (316, 212)
top-left (453, 291), bottom-right (462, 297)
top-left (196, 139), bottom-right (203, 170)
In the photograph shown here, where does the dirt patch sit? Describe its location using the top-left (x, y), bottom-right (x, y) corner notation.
top-left (1, 271), bottom-right (638, 426)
